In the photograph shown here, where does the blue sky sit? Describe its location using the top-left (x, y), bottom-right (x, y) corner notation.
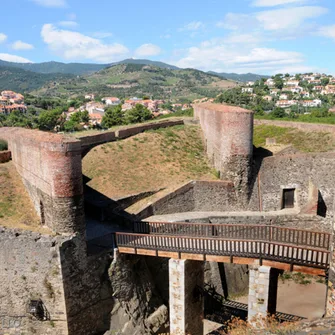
top-left (1, 0), bottom-right (335, 74)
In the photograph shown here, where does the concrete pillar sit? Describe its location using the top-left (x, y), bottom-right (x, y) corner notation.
top-left (248, 264), bottom-right (279, 324)
top-left (169, 259), bottom-right (204, 335)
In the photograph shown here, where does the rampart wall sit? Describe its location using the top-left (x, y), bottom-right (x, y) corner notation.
top-left (0, 227), bottom-right (113, 335)
top-left (80, 119), bottom-right (184, 155)
top-left (194, 103), bottom-right (254, 201)
top-left (0, 128), bottom-right (84, 234)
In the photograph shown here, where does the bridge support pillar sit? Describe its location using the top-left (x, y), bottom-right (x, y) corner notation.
top-left (169, 259), bottom-right (204, 335)
top-left (248, 264), bottom-right (279, 324)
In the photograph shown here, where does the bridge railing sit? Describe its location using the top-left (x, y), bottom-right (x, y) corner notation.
top-left (133, 222), bottom-right (331, 250)
top-left (116, 232), bottom-right (330, 269)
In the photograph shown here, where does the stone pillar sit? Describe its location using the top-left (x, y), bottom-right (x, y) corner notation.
top-left (248, 264), bottom-right (279, 323)
top-left (169, 259), bottom-right (204, 335)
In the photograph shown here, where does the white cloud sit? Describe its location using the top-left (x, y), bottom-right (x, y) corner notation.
top-left (58, 21), bottom-right (78, 28)
top-left (180, 21), bottom-right (205, 31)
top-left (256, 6), bottom-right (328, 30)
top-left (134, 44), bottom-right (162, 57)
top-left (0, 33), bottom-right (7, 43)
top-left (41, 24), bottom-right (129, 62)
top-left (0, 53), bottom-right (32, 63)
top-left (318, 25), bottom-right (335, 40)
top-left (11, 40), bottom-right (34, 50)
top-left (217, 13), bottom-right (259, 30)
top-left (31, 0), bottom-right (67, 7)
top-left (174, 40), bottom-right (306, 74)
top-left (251, 0), bottom-right (308, 7)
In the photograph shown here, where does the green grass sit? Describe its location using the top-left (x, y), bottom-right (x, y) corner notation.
top-left (254, 125), bottom-right (335, 152)
top-left (255, 114), bottom-right (335, 125)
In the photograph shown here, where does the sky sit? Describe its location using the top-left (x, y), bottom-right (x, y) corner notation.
top-left (1, 0), bottom-right (335, 74)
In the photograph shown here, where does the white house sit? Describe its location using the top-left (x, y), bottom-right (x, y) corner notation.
top-left (279, 93), bottom-right (289, 100)
top-left (242, 87), bottom-right (253, 93)
top-left (102, 97), bottom-right (121, 106)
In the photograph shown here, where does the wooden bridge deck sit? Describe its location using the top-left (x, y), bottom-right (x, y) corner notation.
top-left (116, 222), bottom-right (331, 275)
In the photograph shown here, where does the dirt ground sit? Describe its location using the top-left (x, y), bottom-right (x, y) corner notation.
top-left (204, 278), bottom-right (327, 334)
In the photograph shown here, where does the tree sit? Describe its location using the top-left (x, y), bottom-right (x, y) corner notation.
top-left (4, 110), bottom-right (37, 128)
top-left (271, 107), bottom-right (286, 118)
top-left (124, 104), bottom-right (152, 124)
top-left (38, 109), bottom-right (65, 131)
top-left (321, 77), bottom-right (330, 86)
top-left (102, 105), bottom-right (124, 128)
top-left (274, 77), bottom-right (284, 89)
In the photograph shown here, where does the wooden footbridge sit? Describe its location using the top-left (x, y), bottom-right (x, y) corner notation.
top-left (116, 221), bottom-right (331, 275)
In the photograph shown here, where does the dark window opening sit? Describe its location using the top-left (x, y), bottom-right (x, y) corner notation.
top-left (40, 201), bottom-right (45, 225)
top-left (282, 188), bottom-right (295, 209)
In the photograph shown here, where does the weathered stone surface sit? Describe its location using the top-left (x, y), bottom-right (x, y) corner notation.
top-left (194, 103), bottom-right (254, 203)
top-left (108, 251), bottom-right (168, 335)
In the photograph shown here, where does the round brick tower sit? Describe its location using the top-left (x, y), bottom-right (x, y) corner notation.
top-left (194, 103), bottom-right (254, 202)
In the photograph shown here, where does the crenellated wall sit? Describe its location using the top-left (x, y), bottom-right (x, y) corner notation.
top-left (0, 127), bottom-right (84, 235)
top-left (194, 103), bottom-right (254, 201)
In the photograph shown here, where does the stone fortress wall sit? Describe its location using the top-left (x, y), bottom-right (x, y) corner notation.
top-left (1, 104), bottom-right (335, 334)
top-left (194, 103), bottom-right (254, 201)
top-left (0, 127), bottom-right (84, 235)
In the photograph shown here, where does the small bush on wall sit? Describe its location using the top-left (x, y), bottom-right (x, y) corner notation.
top-left (0, 139), bottom-right (8, 151)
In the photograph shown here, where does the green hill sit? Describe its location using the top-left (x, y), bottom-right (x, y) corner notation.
top-left (208, 71), bottom-right (270, 82)
top-left (0, 59), bottom-right (179, 76)
top-left (0, 65), bottom-right (74, 92)
top-left (33, 63), bottom-right (237, 101)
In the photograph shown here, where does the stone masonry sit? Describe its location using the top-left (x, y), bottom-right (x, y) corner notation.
top-left (194, 103), bottom-right (254, 203)
top-left (248, 263), bottom-right (279, 323)
top-left (169, 259), bottom-right (204, 335)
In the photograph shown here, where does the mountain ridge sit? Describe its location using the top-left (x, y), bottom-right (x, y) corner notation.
top-left (0, 58), bottom-right (268, 81)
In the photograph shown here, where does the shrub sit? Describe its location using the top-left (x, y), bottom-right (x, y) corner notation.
top-left (0, 139), bottom-right (8, 151)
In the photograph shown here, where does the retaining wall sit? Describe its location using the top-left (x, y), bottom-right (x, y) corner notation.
top-left (136, 180), bottom-right (239, 219)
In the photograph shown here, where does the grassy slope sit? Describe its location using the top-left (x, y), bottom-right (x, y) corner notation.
top-left (82, 125), bottom-right (216, 199)
top-left (0, 162), bottom-right (49, 232)
top-left (83, 124), bottom-right (335, 201)
top-left (254, 125), bottom-right (335, 152)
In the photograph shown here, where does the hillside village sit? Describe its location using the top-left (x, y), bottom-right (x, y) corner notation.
top-left (0, 90), bottom-right (27, 114)
top-left (2, 71), bottom-right (335, 131)
top-left (240, 72), bottom-right (335, 111)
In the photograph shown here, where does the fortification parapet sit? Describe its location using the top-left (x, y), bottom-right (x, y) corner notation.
top-left (0, 127), bottom-right (84, 235)
top-left (194, 103), bottom-right (254, 200)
